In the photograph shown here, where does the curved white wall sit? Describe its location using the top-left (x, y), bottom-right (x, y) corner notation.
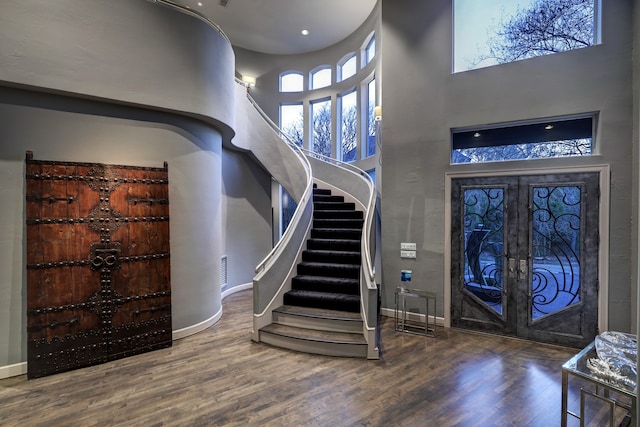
top-left (0, 0), bottom-right (235, 139)
top-left (0, 0), bottom-right (236, 374)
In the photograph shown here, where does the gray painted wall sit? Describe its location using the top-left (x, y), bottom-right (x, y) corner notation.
top-left (221, 149), bottom-right (272, 291)
top-left (381, 1), bottom-right (634, 330)
top-left (0, 0), bottom-right (235, 140)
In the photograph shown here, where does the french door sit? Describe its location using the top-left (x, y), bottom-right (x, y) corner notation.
top-left (451, 173), bottom-right (599, 348)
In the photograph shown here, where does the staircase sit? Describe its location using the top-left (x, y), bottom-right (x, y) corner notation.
top-left (259, 185), bottom-right (368, 357)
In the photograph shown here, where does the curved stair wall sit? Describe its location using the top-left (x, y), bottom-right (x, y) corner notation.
top-left (235, 87), bottom-right (314, 341)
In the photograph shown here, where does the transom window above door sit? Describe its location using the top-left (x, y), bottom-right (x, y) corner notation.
top-left (451, 115), bottom-right (595, 164)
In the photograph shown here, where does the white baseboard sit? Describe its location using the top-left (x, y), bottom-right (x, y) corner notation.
top-left (380, 307), bottom-right (444, 326)
top-left (222, 282), bottom-right (253, 299)
top-left (173, 282), bottom-right (253, 340)
top-left (172, 307), bottom-right (222, 341)
top-left (0, 362), bottom-right (27, 379)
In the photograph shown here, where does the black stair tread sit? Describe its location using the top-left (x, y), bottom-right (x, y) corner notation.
top-left (302, 250), bottom-right (361, 263)
top-left (314, 215), bottom-right (364, 222)
top-left (313, 195), bottom-right (345, 203)
top-left (261, 323), bottom-right (366, 345)
top-left (313, 202), bottom-right (356, 211)
top-left (298, 261), bottom-right (360, 269)
top-left (303, 249), bottom-right (361, 257)
top-left (273, 305), bottom-right (362, 322)
top-left (313, 219), bottom-right (364, 228)
top-left (292, 275), bottom-right (359, 285)
top-left (308, 238), bottom-right (360, 244)
top-left (311, 228), bottom-right (363, 233)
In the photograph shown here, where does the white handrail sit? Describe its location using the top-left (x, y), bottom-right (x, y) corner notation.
top-left (147, 0), bottom-right (231, 44)
top-left (246, 87), bottom-right (313, 274)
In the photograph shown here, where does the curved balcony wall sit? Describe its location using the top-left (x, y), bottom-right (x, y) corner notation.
top-left (0, 0), bottom-right (235, 140)
top-left (0, 0), bottom-right (235, 375)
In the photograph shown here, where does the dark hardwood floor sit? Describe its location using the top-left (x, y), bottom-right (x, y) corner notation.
top-left (0, 290), bottom-right (631, 426)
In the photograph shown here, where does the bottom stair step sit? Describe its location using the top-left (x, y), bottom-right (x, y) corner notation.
top-left (259, 323), bottom-right (367, 358)
top-left (272, 305), bottom-right (363, 334)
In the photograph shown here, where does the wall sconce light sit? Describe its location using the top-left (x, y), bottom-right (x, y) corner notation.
top-left (242, 75), bottom-right (256, 88)
top-left (374, 105), bottom-right (382, 121)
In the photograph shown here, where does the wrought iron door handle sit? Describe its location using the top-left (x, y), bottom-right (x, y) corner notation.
top-left (508, 258), bottom-right (517, 279)
top-left (519, 259), bottom-right (528, 281)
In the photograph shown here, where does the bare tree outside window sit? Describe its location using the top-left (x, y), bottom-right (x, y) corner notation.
top-left (312, 100), bottom-right (332, 157)
top-left (280, 104), bottom-right (304, 147)
top-left (340, 90), bottom-right (358, 162)
top-left (454, 138), bottom-right (591, 163)
top-left (474, 0), bottom-right (595, 67)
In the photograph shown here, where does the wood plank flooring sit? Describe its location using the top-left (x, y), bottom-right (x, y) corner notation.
top-left (0, 290), bottom-right (632, 426)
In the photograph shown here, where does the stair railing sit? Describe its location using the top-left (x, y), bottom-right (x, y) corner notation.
top-left (240, 85), bottom-right (315, 340)
top-left (147, 0), bottom-right (231, 44)
top-left (249, 92), bottom-right (313, 275)
top-left (301, 150), bottom-right (379, 359)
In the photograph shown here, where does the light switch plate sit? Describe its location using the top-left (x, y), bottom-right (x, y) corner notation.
top-left (400, 242), bottom-right (416, 251)
top-left (400, 250), bottom-right (416, 259)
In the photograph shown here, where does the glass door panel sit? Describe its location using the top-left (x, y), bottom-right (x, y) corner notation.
top-left (463, 187), bottom-right (505, 317)
top-left (530, 185), bottom-right (582, 321)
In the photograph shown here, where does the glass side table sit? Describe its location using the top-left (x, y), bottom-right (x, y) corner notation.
top-left (561, 340), bottom-right (637, 427)
top-left (394, 287), bottom-right (436, 337)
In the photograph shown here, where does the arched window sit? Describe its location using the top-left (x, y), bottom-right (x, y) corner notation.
top-left (337, 53), bottom-right (357, 82)
top-left (362, 33), bottom-right (376, 67)
top-left (310, 66), bottom-right (332, 90)
top-left (280, 71), bottom-right (303, 92)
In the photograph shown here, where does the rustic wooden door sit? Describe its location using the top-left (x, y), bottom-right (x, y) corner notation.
top-left (26, 152), bottom-right (171, 378)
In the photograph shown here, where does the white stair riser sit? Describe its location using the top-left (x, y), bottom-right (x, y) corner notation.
top-left (273, 312), bottom-right (362, 334)
top-left (260, 332), bottom-right (367, 358)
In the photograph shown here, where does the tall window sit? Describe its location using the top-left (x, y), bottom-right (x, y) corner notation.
top-left (364, 78), bottom-right (376, 157)
top-left (280, 103), bottom-right (304, 146)
top-left (280, 71), bottom-right (304, 92)
top-left (338, 54), bottom-right (357, 82)
top-left (338, 90), bottom-right (358, 162)
top-left (363, 34), bottom-right (376, 67)
top-left (311, 98), bottom-right (332, 157)
top-left (310, 67), bottom-right (332, 90)
top-left (453, 0), bottom-right (599, 72)
top-left (451, 115), bottom-right (594, 163)
top-left (280, 186), bottom-right (297, 235)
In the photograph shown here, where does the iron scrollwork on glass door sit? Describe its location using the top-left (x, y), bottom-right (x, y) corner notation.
top-left (530, 185), bottom-right (582, 321)
top-left (462, 187), bottom-right (505, 316)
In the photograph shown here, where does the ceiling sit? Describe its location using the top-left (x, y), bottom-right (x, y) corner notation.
top-left (175, 0), bottom-right (377, 55)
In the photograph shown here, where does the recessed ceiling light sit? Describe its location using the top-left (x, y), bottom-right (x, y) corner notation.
top-left (301, 29), bottom-right (309, 36)
top-left (197, 1), bottom-right (203, 6)
top-left (473, 132), bottom-right (481, 138)
top-left (545, 124), bottom-right (554, 130)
